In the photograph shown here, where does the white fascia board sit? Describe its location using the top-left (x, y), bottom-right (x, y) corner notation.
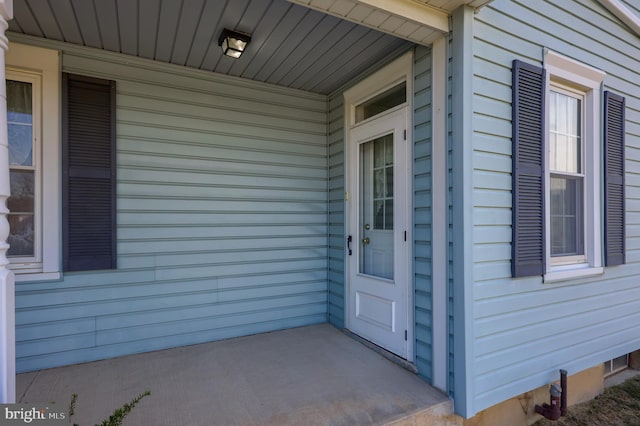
top-left (598, 0), bottom-right (640, 36)
top-left (357, 0), bottom-right (449, 32)
top-left (468, 0), bottom-right (495, 7)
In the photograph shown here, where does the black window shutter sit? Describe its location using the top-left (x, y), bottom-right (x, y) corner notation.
top-left (604, 91), bottom-right (625, 266)
top-left (512, 60), bottom-right (546, 277)
top-left (63, 73), bottom-right (116, 272)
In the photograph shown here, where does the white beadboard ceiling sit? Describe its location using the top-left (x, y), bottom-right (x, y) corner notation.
top-left (8, 0), bottom-right (491, 94)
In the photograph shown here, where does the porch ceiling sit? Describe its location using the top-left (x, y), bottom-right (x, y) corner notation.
top-left (8, 0), bottom-right (417, 95)
top-left (8, 0), bottom-right (493, 95)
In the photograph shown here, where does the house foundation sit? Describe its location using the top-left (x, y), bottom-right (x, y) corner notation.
top-left (464, 364), bottom-right (604, 426)
top-left (628, 350), bottom-right (640, 369)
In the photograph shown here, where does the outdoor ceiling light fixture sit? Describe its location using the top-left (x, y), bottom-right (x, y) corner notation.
top-left (218, 28), bottom-right (252, 59)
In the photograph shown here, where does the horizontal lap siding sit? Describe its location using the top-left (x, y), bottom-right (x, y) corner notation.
top-left (413, 45), bottom-right (434, 382)
top-left (471, 0), bottom-right (640, 413)
top-left (14, 38), bottom-right (328, 372)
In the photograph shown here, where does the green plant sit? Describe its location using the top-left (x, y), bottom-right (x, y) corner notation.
top-left (68, 391), bottom-right (151, 426)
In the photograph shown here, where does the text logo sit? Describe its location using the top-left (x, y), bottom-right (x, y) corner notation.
top-left (0, 405), bottom-right (66, 426)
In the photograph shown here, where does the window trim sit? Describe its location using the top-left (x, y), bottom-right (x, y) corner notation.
top-left (344, 51), bottom-right (412, 128)
top-left (6, 43), bottom-right (61, 282)
top-left (543, 50), bottom-right (605, 283)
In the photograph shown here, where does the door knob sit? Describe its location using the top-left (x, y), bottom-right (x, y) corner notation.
top-left (362, 237), bottom-right (370, 245)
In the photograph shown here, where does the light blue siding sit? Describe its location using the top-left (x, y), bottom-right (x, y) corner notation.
top-left (12, 35), bottom-right (329, 372)
top-left (413, 45), bottom-right (434, 382)
top-left (450, 6), bottom-right (476, 416)
top-left (327, 92), bottom-right (346, 329)
top-left (468, 0), bottom-right (640, 415)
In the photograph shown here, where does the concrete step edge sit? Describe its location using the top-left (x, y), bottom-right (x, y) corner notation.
top-left (384, 399), bottom-right (463, 426)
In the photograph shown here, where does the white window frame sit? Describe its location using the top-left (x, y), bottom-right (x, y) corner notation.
top-left (6, 71), bottom-right (42, 268)
top-left (6, 43), bottom-right (61, 281)
top-left (543, 49), bottom-right (605, 283)
top-left (604, 353), bottom-right (629, 377)
top-left (548, 85), bottom-right (586, 264)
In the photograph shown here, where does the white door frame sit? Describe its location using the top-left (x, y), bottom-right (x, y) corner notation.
top-left (344, 51), bottom-right (414, 361)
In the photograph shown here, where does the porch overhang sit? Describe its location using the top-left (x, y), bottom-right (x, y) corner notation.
top-left (7, 0), bottom-right (495, 94)
top-left (288, 0), bottom-right (495, 45)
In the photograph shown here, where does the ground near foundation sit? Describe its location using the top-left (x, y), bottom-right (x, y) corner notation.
top-left (533, 374), bottom-right (640, 426)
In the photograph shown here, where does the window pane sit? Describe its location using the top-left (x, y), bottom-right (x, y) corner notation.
top-left (7, 80), bottom-right (32, 123)
top-left (374, 169), bottom-right (384, 198)
top-left (385, 137), bottom-right (393, 165)
top-left (374, 200), bottom-right (384, 229)
top-left (370, 134), bottom-right (394, 230)
top-left (556, 92), bottom-right (567, 133)
top-left (7, 80), bottom-right (33, 166)
top-left (8, 170), bottom-right (35, 212)
top-left (550, 90), bottom-right (581, 174)
top-left (385, 199), bottom-right (393, 229)
top-left (612, 355), bottom-right (629, 371)
top-left (550, 176), bottom-right (584, 256)
top-left (549, 92), bottom-right (557, 131)
top-left (374, 138), bottom-right (384, 167)
top-left (8, 124), bottom-right (33, 166)
top-left (355, 83), bottom-right (406, 123)
top-left (8, 170), bottom-right (35, 258)
top-left (385, 166), bottom-right (393, 197)
top-left (7, 214), bottom-right (34, 257)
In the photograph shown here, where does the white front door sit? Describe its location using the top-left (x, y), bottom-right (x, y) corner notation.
top-left (347, 107), bottom-right (410, 358)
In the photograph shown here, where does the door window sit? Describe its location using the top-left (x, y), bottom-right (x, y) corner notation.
top-left (359, 133), bottom-right (394, 279)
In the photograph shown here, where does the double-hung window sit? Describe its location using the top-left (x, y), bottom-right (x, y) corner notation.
top-left (6, 43), bottom-right (61, 281)
top-left (512, 50), bottom-right (625, 281)
top-left (543, 51), bottom-right (605, 281)
top-left (7, 75), bottom-right (39, 265)
top-left (549, 86), bottom-right (585, 264)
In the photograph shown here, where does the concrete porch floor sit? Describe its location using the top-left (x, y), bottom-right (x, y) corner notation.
top-left (16, 324), bottom-right (459, 425)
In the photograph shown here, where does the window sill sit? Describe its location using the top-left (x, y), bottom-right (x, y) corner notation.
top-left (14, 272), bottom-right (62, 283)
top-left (544, 265), bottom-right (604, 283)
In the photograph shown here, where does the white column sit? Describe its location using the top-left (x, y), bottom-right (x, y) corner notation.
top-left (0, 0), bottom-right (15, 405)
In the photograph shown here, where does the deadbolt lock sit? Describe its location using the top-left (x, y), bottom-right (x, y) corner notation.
top-left (364, 224), bottom-right (371, 230)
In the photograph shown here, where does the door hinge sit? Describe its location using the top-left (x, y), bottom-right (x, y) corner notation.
top-left (404, 231), bottom-right (407, 241)
top-left (403, 129), bottom-right (406, 140)
top-left (405, 330), bottom-right (408, 341)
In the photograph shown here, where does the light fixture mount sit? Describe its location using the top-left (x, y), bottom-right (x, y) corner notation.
top-left (218, 28), bottom-right (252, 59)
